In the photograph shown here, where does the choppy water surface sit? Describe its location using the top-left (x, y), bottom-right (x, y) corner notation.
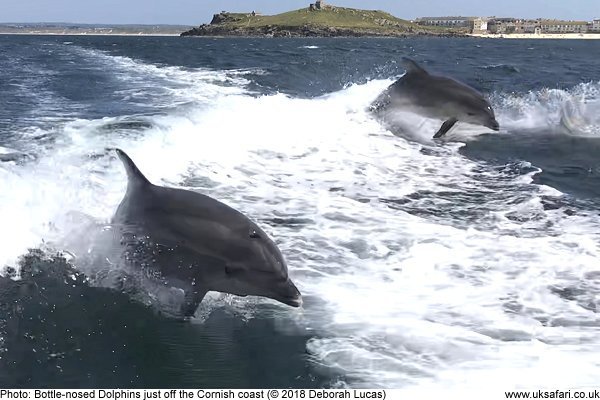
top-left (1, 35), bottom-right (600, 390)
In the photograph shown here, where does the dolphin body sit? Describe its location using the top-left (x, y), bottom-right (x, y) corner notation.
top-left (371, 58), bottom-right (500, 138)
top-left (112, 149), bottom-right (302, 317)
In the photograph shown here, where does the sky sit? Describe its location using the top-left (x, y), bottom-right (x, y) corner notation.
top-left (1, 0), bottom-right (598, 25)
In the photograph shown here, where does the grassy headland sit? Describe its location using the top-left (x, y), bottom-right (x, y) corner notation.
top-left (181, 6), bottom-right (465, 37)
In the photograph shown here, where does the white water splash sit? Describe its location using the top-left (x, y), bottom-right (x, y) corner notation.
top-left (1, 47), bottom-right (600, 392)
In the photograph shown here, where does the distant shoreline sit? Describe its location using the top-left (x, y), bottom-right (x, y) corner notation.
top-left (5, 32), bottom-right (600, 40)
top-left (470, 33), bottom-right (600, 40)
top-left (5, 31), bottom-right (600, 40)
top-left (0, 32), bottom-right (181, 36)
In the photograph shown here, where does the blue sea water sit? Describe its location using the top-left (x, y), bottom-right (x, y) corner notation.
top-left (1, 35), bottom-right (600, 390)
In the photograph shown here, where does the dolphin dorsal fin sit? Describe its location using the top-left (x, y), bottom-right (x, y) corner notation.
top-left (401, 57), bottom-right (428, 75)
top-left (115, 148), bottom-right (151, 188)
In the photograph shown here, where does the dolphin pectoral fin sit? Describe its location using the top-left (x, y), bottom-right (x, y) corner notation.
top-left (433, 118), bottom-right (458, 139)
top-left (181, 288), bottom-right (207, 318)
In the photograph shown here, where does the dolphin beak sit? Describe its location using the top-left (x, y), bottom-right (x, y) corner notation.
top-left (488, 120), bottom-right (500, 131)
top-left (276, 279), bottom-right (303, 308)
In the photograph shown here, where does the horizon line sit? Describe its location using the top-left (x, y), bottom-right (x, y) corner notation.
top-left (0, 21), bottom-right (194, 26)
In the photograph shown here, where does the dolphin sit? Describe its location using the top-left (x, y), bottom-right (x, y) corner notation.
top-left (112, 148), bottom-right (302, 317)
top-left (371, 58), bottom-right (500, 138)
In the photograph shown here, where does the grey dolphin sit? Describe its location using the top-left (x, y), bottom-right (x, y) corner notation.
top-left (371, 58), bottom-right (500, 138)
top-left (112, 149), bottom-right (302, 317)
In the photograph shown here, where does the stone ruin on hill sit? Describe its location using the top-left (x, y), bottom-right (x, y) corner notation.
top-left (309, 1), bottom-right (332, 11)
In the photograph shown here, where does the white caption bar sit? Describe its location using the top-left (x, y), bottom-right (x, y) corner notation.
top-left (0, 390), bottom-right (385, 400)
top-left (2, 388), bottom-right (600, 400)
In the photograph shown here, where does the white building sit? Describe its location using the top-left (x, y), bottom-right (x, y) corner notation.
top-left (472, 17), bottom-right (488, 33)
top-left (539, 20), bottom-right (588, 33)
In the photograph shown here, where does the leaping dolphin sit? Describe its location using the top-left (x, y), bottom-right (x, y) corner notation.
top-left (112, 149), bottom-right (302, 317)
top-left (371, 58), bottom-right (500, 138)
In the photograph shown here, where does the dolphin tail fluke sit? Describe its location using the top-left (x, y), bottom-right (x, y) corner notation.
top-left (433, 118), bottom-right (458, 139)
top-left (115, 148), bottom-right (151, 187)
top-left (401, 57), bottom-right (428, 75)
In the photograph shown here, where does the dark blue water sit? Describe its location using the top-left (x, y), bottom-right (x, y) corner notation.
top-left (1, 35), bottom-right (600, 390)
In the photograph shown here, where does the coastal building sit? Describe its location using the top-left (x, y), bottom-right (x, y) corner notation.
top-left (514, 19), bottom-right (538, 33)
top-left (487, 18), bottom-right (517, 34)
top-left (539, 20), bottom-right (589, 33)
top-left (417, 15), bottom-right (598, 35)
top-left (471, 17), bottom-right (488, 33)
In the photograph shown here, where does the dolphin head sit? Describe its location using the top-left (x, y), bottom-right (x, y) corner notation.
top-left (209, 222), bottom-right (302, 308)
top-left (458, 95), bottom-right (500, 131)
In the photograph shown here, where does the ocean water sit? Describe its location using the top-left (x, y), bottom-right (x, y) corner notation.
top-left (1, 35), bottom-right (600, 390)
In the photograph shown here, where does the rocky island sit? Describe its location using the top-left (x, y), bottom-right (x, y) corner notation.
top-left (180, 2), bottom-right (464, 38)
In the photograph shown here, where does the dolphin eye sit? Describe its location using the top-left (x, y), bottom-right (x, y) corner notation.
top-left (249, 230), bottom-right (261, 239)
top-left (467, 112), bottom-right (476, 116)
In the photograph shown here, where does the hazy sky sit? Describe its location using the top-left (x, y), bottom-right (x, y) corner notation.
top-left (2, 0), bottom-right (598, 25)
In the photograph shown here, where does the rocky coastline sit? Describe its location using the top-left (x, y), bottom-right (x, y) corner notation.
top-left (180, 23), bottom-right (464, 38)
